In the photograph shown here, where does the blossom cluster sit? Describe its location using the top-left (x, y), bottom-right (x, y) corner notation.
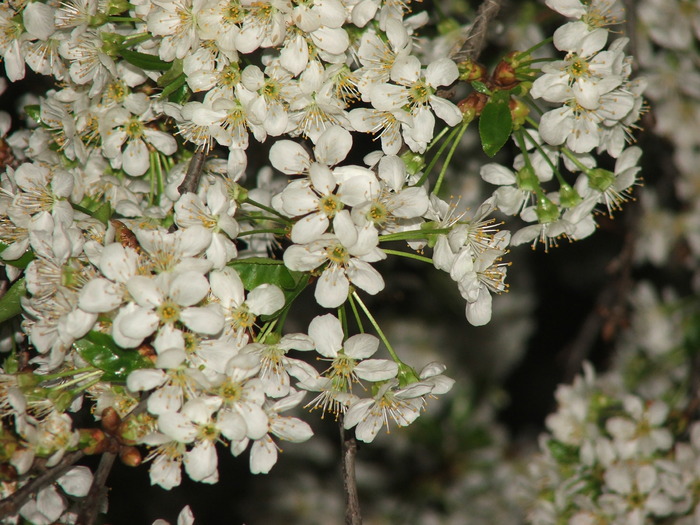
top-left (0, 0), bottom-right (648, 522)
top-left (479, 0), bottom-right (645, 250)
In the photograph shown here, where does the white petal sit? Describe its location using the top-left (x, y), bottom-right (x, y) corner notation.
top-left (184, 441), bottom-right (218, 482)
top-left (122, 139), bottom-right (150, 176)
top-left (180, 304), bottom-right (224, 335)
top-left (315, 266), bottom-right (349, 308)
top-left (308, 313), bottom-right (343, 357)
top-left (343, 333), bottom-right (379, 359)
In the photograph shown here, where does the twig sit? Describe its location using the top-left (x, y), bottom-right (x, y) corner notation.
top-left (0, 450), bottom-right (85, 518)
top-left (451, 0), bottom-right (504, 63)
top-left (76, 452), bottom-right (117, 525)
top-left (340, 418), bottom-right (362, 525)
top-left (177, 150), bottom-right (207, 195)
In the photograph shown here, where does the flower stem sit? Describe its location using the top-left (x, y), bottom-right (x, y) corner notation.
top-left (432, 122), bottom-right (469, 196)
top-left (382, 249), bottom-right (433, 264)
top-left (351, 292), bottom-right (401, 364)
top-left (347, 293), bottom-right (364, 334)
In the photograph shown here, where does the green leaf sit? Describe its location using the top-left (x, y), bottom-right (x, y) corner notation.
top-left (0, 242), bottom-right (35, 269)
top-left (479, 97), bottom-right (513, 157)
top-left (157, 58), bottom-right (183, 87)
top-left (159, 73), bottom-right (187, 101)
top-left (0, 278), bottom-right (26, 324)
top-left (120, 48), bottom-right (171, 71)
top-left (228, 257), bottom-right (300, 291)
top-left (92, 201), bottom-right (113, 226)
top-left (73, 331), bottom-right (152, 382)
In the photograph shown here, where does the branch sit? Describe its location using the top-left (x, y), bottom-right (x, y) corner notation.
top-left (451, 0), bottom-right (504, 63)
top-left (177, 150), bottom-right (207, 196)
top-left (340, 418), bottom-right (361, 525)
top-left (76, 452), bottom-right (117, 525)
top-left (0, 450), bottom-right (85, 518)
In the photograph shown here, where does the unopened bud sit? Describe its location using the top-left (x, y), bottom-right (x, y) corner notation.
top-left (101, 407), bottom-right (122, 435)
top-left (457, 92), bottom-right (488, 120)
top-left (509, 99), bottom-right (529, 129)
top-left (492, 59), bottom-right (518, 90)
top-left (80, 428), bottom-right (108, 455)
top-left (119, 446), bottom-right (142, 467)
top-left (458, 60), bottom-right (487, 83)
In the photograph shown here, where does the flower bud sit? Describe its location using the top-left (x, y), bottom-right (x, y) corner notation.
top-left (101, 407), bottom-right (122, 435)
top-left (493, 57), bottom-right (518, 90)
top-left (80, 428), bottom-right (109, 455)
top-left (119, 446), bottom-right (142, 467)
top-left (457, 92), bottom-right (488, 120)
top-left (509, 99), bottom-right (529, 129)
top-left (458, 60), bottom-right (487, 83)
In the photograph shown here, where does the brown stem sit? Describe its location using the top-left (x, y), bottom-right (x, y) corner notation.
top-left (177, 150), bottom-right (207, 195)
top-left (0, 450), bottom-right (85, 518)
top-left (451, 0), bottom-right (504, 63)
top-left (340, 419), bottom-right (361, 525)
top-left (76, 451), bottom-right (117, 525)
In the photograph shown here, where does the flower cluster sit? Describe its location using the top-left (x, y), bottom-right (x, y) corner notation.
top-left (476, 0), bottom-right (645, 251)
top-left (526, 361), bottom-right (700, 525)
top-left (0, 0), bottom-right (648, 521)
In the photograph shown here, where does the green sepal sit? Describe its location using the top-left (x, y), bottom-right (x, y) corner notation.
top-left (73, 331), bottom-right (153, 382)
top-left (396, 362), bottom-right (420, 387)
top-left (0, 278), bottom-right (26, 324)
top-left (160, 73), bottom-right (188, 101)
top-left (157, 58), bottom-right (183, 87)
top-left (479, 94), bottom-right (513, 158)
top-left (92, 201), bottom-right (113, 225)
top-left (120, 48), bottom-right (171, 71)
top-left (471, 81), bottom-right (491, 95)
top-left (24, 105), bottom-right (42, 126)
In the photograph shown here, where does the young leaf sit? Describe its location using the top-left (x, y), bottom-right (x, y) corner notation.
top-left (73, 331), bottom-right (153, 382)
top-left (0, 278), bottom-right (26, 323)
top-left (228, 257), bottom-right (301, 291)
top-left (479, 98), bottom-right (513, 157)
top-left (120, 49), bottom-right (171, 71)
top-left (0, 242), bottom-right (35, 269)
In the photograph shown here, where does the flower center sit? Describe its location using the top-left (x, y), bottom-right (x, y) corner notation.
top-left (125, 117), bottom-right (144, 140)
top-left (326, 243), bottom-right (349, 265)
top-left (319, 194), bottom-right (341, 217)
top-left (157, 300), bottom-right (181, 324)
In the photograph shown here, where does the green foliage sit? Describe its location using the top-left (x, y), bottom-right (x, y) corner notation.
top-left (0, 278), bottom-right (26, 324)
top-left (120, 48), bottom-right (171, 71)
top-left (479, 91), bottom-right (513, 157)
top-left (73, 331), bottom-right (152, 382)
